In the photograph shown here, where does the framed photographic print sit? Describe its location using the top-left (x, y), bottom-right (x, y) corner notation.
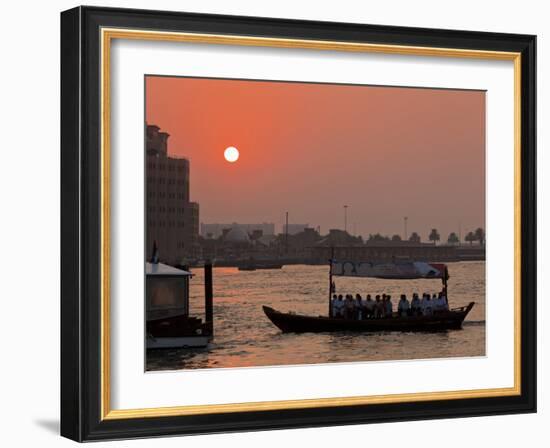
top-left (60, 6), bottom-right (536, 441)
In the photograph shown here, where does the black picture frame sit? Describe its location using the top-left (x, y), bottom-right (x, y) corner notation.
top-left (61, 5), bottom-right (536, 442)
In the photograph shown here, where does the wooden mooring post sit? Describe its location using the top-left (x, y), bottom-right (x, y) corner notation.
top-left (204, 262), bottom-right (214, 336)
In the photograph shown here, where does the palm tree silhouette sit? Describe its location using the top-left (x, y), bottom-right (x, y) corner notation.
top-left (447, 232), bottom-right (459, 245)
top-left (474, 227), bottom-right (485, 246)
top-left (465, 231), bottom-right (476, 245)
top-left (428, 228), bottom-right (440, 245)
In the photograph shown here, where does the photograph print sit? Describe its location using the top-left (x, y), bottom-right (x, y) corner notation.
top-left (144, 75), bottom-right (486, 371)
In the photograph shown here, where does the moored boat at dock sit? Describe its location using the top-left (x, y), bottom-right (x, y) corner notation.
top-left (146, 258), bottom-right (214, 349)
top-left (238, 261), bottom-right (283, 271)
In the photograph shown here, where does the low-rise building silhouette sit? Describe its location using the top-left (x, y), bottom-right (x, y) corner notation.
top-left (200, 222), bottom-right (275, 239)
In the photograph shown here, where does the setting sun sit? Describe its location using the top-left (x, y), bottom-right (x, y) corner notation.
top-left (224, 146), bottom-right (239, 163)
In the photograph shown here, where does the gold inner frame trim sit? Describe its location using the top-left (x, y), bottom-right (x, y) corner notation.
top-left (100, 27), bottom-right (522, 420)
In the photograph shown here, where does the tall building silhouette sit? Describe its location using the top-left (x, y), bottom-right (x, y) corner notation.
top-left (146, 124), bottom-right (199, 264)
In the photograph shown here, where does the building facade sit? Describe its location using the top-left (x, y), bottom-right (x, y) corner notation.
top-left (146, 124), bottom-right (200, 265)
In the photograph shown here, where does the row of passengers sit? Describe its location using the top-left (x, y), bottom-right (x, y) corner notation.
top-left (398, 292), bottom-right (449, 316)
top-left (331, 292), bottom-right (448, 319)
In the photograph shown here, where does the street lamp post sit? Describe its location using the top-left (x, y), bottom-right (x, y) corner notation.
top-left (344, 205), bottom-right (348, 233)
top-left (285, 211), bottom-right (289, 254)
top-left (404, 216), bottom-right (408, 240)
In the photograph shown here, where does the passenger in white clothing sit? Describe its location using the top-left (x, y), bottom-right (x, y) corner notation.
top-left (385, 295), bottom-right (393, 317)
top-left (410, 293), bottom-right (421, 316)
top-left (364, 294), bottom-right (375, 318)
top-left (344, 294), bottom-right (355, 319)
top-left (397, 294), bottom-right (410, 317)
top-left (421, 293), bottom-right (433, 316)
top-left (435, 292), bottom-right (449, 312)
top-left (374, 295), bottom-right (384, 318)
top-left (355, 294), bottom-right (364, 320)
top-left (331, 294), bottom-right (339, 317)
top-left (333, 294), bottom-right (345, 318)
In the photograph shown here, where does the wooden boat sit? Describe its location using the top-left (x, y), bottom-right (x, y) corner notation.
top-left (262, 251), bottom-right (475, 334)
top-left (238, 265), bottom-right (257, 271)
top-left (263, 302), bottom-right (475, 333)
top-left (238, 261), bottom-right (283, 271)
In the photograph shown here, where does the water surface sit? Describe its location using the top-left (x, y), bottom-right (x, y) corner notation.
top-left (146, 261), bottom-right (485, 370)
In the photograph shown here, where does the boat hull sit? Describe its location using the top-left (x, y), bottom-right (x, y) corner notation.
top-left (146, 313), bottom-right (212, 349)
top-left (238, 263), bottom-right (283, 271)
top-left (263, 302), bottom-right (475, 333)
top-left (147, 335), bottom-right (210, 349)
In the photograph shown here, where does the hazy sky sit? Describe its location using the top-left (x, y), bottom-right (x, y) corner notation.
top-left (146, 76), bottom-right (485, 241)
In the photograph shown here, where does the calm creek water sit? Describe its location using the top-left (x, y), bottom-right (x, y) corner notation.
top-left (146, 261), bottom-right (485, 370)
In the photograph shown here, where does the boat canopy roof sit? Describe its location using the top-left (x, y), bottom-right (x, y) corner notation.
top-left (331, 260), bottom-right (448, 280)
top-left (146, 262), bottom-right (192, 276)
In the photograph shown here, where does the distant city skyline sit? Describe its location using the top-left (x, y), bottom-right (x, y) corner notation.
top-left (146, 76), bottom-right (485, 241)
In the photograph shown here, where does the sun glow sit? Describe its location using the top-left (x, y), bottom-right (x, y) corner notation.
top-left (224, 146), bottom-right (239, 163)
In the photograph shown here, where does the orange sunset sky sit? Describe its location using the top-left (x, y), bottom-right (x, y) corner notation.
top-left (146, 76), bottom-right (485, 241)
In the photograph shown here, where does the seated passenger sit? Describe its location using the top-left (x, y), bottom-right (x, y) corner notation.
top-left (331, 294), bottom-right (339, 317)
top-left (374, 295), bottom-right (383, 318)
top-left (364, 294), bottom-right (375, 318)
top-left (334, 294), bottom-right (345, 318)
top-left (398, 294), bottom-right (410, 317)
top-left (434, 292), bottom-right (445, 312)
top-left (410, 293), bottom-right (421, 316)
top-left (355, 294), bottom-right (363, 320)
top-left (440, 292), bottom-right (449, 311)
top-left (422, 293), bottom-right (433, 316)
top-left (385, 294), bottom-right (393, 317)
top-left (344, 294), bottom-right (355, 319)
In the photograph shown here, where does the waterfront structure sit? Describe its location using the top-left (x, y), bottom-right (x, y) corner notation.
top-left (316, 229), bottom-right (363, 247)
top-left (283, 223), bottom-right (309, 235)
top-left (200, 222), bottom-right (275, 239)
top-left (146, 261), bottom-right (213, 349)
top-left (146, 124), bottom-right (200, 264)
top-left (309, 243), bottom-right (461, 263)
